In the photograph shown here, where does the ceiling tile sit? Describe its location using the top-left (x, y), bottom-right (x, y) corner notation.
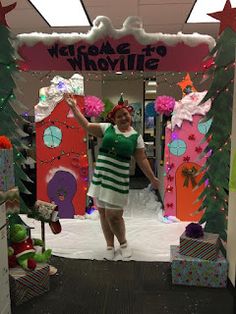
top-left (183, 23), bottom-right (218, 38)
top-left (139, 3), bottom-right (193, 24)
top-left (139, 0), bottom-right (194, 3)
top-left (7, 9), bottom-right (49, 28)
top-left (83, 0), bottom-right (112, 6)
top-left (4, 0), bottom-right (32, 9)
top-left (143, 23), bottom-right (183, 34)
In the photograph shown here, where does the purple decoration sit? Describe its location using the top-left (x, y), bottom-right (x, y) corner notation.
top-left (171, 132), bottom-right (178, 140)
top-left (47, 170), bottom-right (77, 219)
top-left (86, 206), bottom-right (96, 215)
top-left (57, 81), bottom-right (66, 92)
top-left (185, 222), bottom-right (204, 238)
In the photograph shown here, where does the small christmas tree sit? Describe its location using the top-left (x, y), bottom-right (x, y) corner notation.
top-left (0, 2), bottom-right (32, 213)
top-left (198, 0), bottom-right (236, 240)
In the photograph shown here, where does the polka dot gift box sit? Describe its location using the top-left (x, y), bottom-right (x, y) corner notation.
top-left (171, 245), bottom-right (228, 288)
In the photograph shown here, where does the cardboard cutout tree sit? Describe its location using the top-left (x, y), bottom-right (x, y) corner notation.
top-left (0, 2), bottom-right (32, 214)
top-left (198, 0), bottom-right (236, 240)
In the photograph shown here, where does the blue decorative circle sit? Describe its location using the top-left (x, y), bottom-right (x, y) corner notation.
top-left (198, 118), bottom-right (213, 134)
top-left (145, 102), bottom-right (156, 117)
top-left (169, 139), bottom-right (186, 156)
top-left (43, 126), bottom-right (62, 148)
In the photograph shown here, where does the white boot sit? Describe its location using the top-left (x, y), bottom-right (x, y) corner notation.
top-left (103, 246), bottom-right (115, 261)
top-left (120, 242), bottom-right (132, 259)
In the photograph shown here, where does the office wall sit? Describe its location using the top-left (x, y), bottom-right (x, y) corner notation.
top-left (227, 61), bottom-right (236, 287)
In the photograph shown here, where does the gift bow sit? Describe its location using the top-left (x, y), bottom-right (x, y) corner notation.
top-left (182, 166), bottom-right (198, 188)
top-left (169, 91), bottom-right (211, 130)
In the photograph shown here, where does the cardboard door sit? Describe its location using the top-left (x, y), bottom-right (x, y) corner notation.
top-left (176, 162), bottom-right (204, 221)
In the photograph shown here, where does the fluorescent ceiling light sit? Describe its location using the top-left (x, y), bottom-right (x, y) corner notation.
top-left (147, 81), bottom-right (157, 86)
top-left (29, 0), bottom-right (91, 27)
top-left (187, 0), bottom-right (236, 23)
top-left (115, 71), bottom-right (123, 75)
top-left (146, 90), bottom-right (156, 94)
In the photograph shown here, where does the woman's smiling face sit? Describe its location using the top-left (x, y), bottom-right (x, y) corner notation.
top-left (114, 108), bottom-right (132, 131)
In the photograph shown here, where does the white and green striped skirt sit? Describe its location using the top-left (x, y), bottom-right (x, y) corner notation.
top-left (87, 152), bottom-right (130, 208)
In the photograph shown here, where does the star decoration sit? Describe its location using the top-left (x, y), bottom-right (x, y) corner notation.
top-left (166, 186), bottom-right (173, 193)
top-left (208, 0), bottom-right (236, 34)
top-left (195, 146), bottom-right (203, 154)
top-left (183, 156), bottom-right (191, 162)
top-left (177, 73), bottom-right (197, 96)
top-left (167, 174), bottom-right (174, 182)
top-left (188, 134), bottom-right (196, 141)
top-left (167, 163), bottom-right (175, 171)
top-left (0, 1), bottom-right (16, 27)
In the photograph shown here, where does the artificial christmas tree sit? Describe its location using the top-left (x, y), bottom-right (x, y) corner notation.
top-left (197, 0), bottom-right (236, 240)
top-left (0, 2), bottom-right (32, 214)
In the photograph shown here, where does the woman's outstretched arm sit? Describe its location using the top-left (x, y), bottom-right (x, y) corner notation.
top-left (64, 94), bottom-right (103, 138)
top-left (134, 148), bottom-right (160, 190)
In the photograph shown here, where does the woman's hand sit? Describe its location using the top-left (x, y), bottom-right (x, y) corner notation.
top-left (150, 177), bottom-right (160, 190)
top-left (64, 93), bottom-right (76, 108)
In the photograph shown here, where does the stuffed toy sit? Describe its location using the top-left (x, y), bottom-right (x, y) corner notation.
top-left (9, 224), bottom-right (52, 271)
top-left (8, 247), bottom-right (17, 268)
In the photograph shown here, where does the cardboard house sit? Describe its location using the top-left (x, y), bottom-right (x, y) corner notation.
top-left (164, 91), bottom-right (212, 221)
top-left (35, 75), bottom-right (88, 218)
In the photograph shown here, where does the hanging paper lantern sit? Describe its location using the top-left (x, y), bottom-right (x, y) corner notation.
top-left (84, 96), bottom-right (104, 117)
top-left (154, 95), bottom-right (175, 116)
top-left (145, 101), bottom-right (156, 117)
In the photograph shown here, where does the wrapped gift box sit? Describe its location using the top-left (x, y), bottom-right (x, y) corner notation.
top-left (9, 263), bottom-right (50, 305)
top-left (179, 231), bottom-right (220, 261)
top-left (0, 202), bottom-right (11, 314)
top-left (0, 187), bottom-right (20, 215)
top-left (0, 148), bottom-right (15, 192)
top-left (171, 245), bottom-right (228, 288)
top-left (33, 200), bottom-right (58, 222)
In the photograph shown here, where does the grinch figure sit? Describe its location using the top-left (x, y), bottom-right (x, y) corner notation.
top-left (9, 224), bottom-right (52, 270)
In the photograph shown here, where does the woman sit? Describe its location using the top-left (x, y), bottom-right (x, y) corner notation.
top-left (65, 94), bottom-right (160, 260)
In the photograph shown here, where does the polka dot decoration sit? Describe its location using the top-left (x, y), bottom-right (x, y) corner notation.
top-left (169, 139), bottom-right (187, 156)
top-left (43, 126), bottom-right (62, 148)
top-left (198, 118), bottom-right (213, 135)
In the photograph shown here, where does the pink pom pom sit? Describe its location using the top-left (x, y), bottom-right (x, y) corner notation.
top-left (84, 96), bottom-right (104, 117)
top-left (154, 95), bottom-right (175, 116)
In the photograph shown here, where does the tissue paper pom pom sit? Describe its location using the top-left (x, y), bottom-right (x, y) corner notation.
top-left (0, 136), bottom-right (12, 149)
top-left (154, 95), bottom-right (175, 116)
top-left (185, 222), bottom-right (204, 238)
top-left (84, 96), bottom-right (104, 117)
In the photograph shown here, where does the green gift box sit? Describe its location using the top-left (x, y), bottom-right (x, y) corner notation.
top-left (9, 264), bottom-right (50, 305)
top-left (0, 149), bottom-right (15, 192)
